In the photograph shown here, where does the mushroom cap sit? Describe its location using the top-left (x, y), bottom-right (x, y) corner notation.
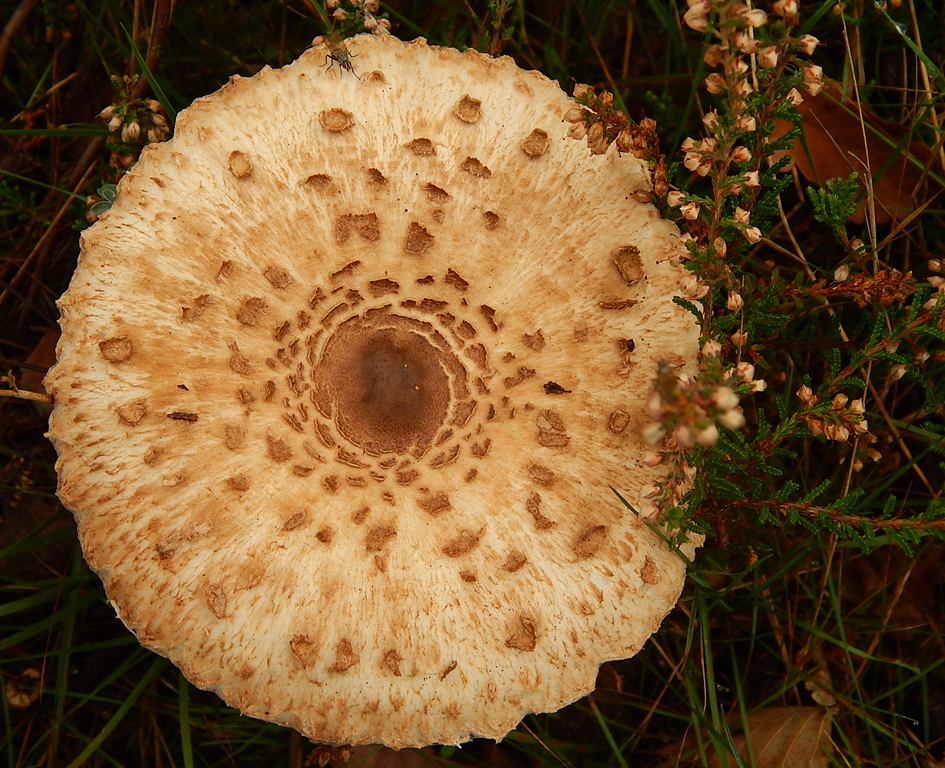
top-left (46, 35), bottom-right (700, 748)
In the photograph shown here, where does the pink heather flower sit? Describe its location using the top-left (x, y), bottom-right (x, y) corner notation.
top-left (850, 399), bottom-right (866, 415)
top-left (573, 83), bottom-right (592, 98)
top-left (773, 0), bottom-right (799, 17)
top-left (704, 45), bottom-right (724, 67)
top-left (643, 423), bottom-right (665, 446)
top-left (733, 78), bottom-right (753, 97)
top-left (703, 110), bottom-right (720, 129)
top-left (713, 237), bottom-right (727, 257)
top-left (696, 423), bottom-right (720, 447)
top-left (798, 34), bottom-right (820, 54)
top-left (888, 364), bottom-right (907, 382)
top-left (831, 394), bottom-right (849, 408)
top-left (705, 73), bottom-right (725, 94)
top-left (98, 105), bottom-right (115, 119)
top-left (732, 146), bottom-right (752, 163)
top-left (732, 31), bottom-right (760, 53)
top-left (684, 1), bottom-right (711, 31)
top-left (713, 387), bottom-right (740, 410)
top-left (680, 202), bottom-right (701, 220)
top-left (745, 227), bottom-right (762, 243)
top-left (742, 8), bottom-right (767, 27)
top-left (759, 45), bottom-right (779, 69)
top-left (744, 170), bottom-right (761, 187)
top-left (733, 206), bottom-right (750, 225)
top-left (731, 331), bottom-right (748, 347)
top-left (727, 291), bottom-right (744, 311)
top-left (735, 362), bottom-right (755, 381)
top-left (702, 339), bottom-right (722, 357)
top-left (803, 63), bottom-right (823, 83)
top-left (787, 88), bottom-right (804, 106)
top-left (667, 191), bottom-right (686, 206)
top-left (674, 424), bottom-right (696, 448)
top-left (797, 385), bottom-right (815, 404)
top-left (641, 451), bottom-right (662, 467)
top-left (107, 115), bottom-right (122, 132)
top-left (718, 408), bottom-right (746, 430)
top-left (121, 120), bottom-right (140, 142)
top-left (736, 114), bottom-right (757, 131)
top-left (750, 379), bottom-right (767, 392)
top-left (834, 265), bottom-right (850, 282)
top-left (563, 108), bottom-right (587, 123)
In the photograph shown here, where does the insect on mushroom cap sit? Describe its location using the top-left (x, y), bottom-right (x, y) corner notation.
top-left (45, 34), bottom-right (701, 749)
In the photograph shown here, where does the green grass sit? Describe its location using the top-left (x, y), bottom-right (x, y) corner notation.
top-left (2, 0), bottom-right (945, 765)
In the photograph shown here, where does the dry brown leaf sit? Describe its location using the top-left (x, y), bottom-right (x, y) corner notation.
top-left (706, 706), bottom-right (833, 768)
top-left (772, 84), bottom-right (942, 224)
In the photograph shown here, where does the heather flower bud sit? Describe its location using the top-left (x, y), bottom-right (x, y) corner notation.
top-left (929, 259), bottom-right (942, 272)
top-left (108, 115), bottom-right (122, 132)
top-left (787, 88), bottom-right (804, 106)
top-left (736, 115), bottom-right (757, 131)
top-left (759, 45), bottom-right (779, 69)
top-left (702, 339), bottom-right (722, 358)
top-left (704, 45), bottom-right (724, 67)
top-left (742, 8), bottom-right (767, 26)
top-left (732, 146), bottom-right (752, 163)
top-left (745, 226), bottom-right (762, 243)
top-left (121, 120), bottom-right (140, 143)
top-left (695, 423), bottom-right (720, 446)
top-left (667, 191), bottom-right (686, 207)
top-left (744, 170), bottom-right (761, 187)
top-left (683, 1), bottom-right (711, 31)
top-left (773, 0), bottom-right (799, 17)
top-left (798, 34), bottom-right (820, 54)
top-left (713, 387), bottom-right (739, 410)
top-left (718, 408), bottom-right (745, 429)
top-left (643, 423), bottom-right (665, 446)
top-left (834, 265), bottom-right (849, 282)
top-left (680, 202), bottom-right (701, 221)
top-left (727, 291), bottom-right (744, 310)
top-left (705, 73), bottom-right (725, 94)
top-left (98, 105), bottom-right (115, 119)
top-left (831, 394), bottom-right (849, 408)
top-left (797, 385), bottom-right (814, 403)
top-left (674, 424), bottom-right (695, 448)
top-left (568, 122), bottom-right (588, 140)
top-left (735, 362), bottom-right (755, 381)
top-left (642, 451), bottom-right (663, 467)
top-left (573, 83), bottom-right (592, 98)
top-left (850, 399), bottom-right (865, 414)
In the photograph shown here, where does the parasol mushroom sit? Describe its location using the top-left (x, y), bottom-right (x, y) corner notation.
top-left (45, 34), bottom-right (700, 748)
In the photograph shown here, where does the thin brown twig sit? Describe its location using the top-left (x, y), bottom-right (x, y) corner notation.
top-left (0, 389), bottom-right (52, 403)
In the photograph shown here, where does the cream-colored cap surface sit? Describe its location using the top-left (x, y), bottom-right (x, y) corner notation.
top-left (46, 34), bottom-right (700, 748)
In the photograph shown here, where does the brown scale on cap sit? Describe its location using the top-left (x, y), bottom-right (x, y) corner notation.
top-left (46, 34), bottom-right (700, 750)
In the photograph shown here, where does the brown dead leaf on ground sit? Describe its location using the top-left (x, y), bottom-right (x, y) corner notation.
top-left (772, 84), bottom-right (942, 224)
top-left (705, 706), bottom-right (833, 768)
